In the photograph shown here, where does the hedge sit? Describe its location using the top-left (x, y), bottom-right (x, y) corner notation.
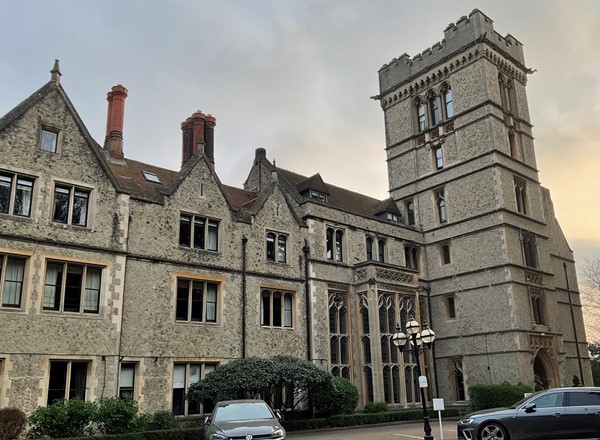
top-left (54, 428), bottom-right (203, 440)
top-left (469, 384), bottom-right (533, 410)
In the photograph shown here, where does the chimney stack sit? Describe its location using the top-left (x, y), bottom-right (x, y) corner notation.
top-left (104, 85), bottom-right (128, 160)
top-left (181, 111), bottom-right (216, 167)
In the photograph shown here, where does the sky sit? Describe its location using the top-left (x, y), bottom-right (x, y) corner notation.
top-left (0, 0), bottom-right (598, 274)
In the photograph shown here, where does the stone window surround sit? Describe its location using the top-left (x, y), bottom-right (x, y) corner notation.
top-left (178, 213), bottom-right (220, 252)
top-left (260, 288), bottom-right (294, 329)
top-left (0, 170), bottom-right (35, 218)
top-left (413, 82), bottom-right (454, 134)
top-left (175, 277), bottom-right (220, 324)
top-left (326, 226), bottom-right (345, 262)
top-left (0, 254), bottom-right (27, 309)
top-left (46, 358), bottom-right (90, 405)
top-left (266, 230), bottom-right (288, 264)
top-left (38, 120), bottom-right (64, 154)
top-left (50, 179), bottom-right (94, 228)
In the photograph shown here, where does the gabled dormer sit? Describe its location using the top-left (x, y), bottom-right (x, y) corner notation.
top-left (374, 198), bottom-right (402, 223)
top-left (296, 173), bottom-right (329, 202)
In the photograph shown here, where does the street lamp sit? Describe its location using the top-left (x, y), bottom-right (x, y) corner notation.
top-left (392, 315), bottom-right (435, 440)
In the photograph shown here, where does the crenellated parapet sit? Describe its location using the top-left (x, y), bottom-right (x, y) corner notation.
top-left (378, 9), bottom-right (527, 96)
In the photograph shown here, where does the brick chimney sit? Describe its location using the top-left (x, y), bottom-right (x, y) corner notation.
top-left (181, 111), bottom-right (216, 167)
top-left (104, 85), bottom-right (128, 160)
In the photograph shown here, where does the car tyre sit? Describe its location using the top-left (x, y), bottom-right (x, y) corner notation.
top-left (479, 422), bottom-right (508, 440)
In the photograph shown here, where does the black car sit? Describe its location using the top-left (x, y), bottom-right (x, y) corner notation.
top-left (204, 399), bottom-right (286, 440)
top-left (457, 387), bottom-right (600, 440)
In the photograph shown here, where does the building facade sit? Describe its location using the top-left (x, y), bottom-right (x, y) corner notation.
top-left (0, 10), bottom-right (590, 416)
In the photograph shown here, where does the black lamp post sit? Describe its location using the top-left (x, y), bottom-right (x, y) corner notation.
top-left (392, 315), bottom-right (435, 440)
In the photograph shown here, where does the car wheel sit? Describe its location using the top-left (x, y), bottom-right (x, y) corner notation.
top-left (479, 423), bottom-right (508, 440)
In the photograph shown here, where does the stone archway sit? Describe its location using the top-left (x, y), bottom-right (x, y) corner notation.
top-left (533, 348), bottom-right (554, 391)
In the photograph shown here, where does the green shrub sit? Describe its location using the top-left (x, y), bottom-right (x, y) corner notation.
top-left (469, 384), bottom-right (533, 410)
top-left (146, 411), bottom-right (178, 431)
top-left (313, 376), bottom-right (359, 416)
top-left (53, 428), bottom-right (204, 440)
top-left (363, 401), bottom-right (388, 413)
top-left (27, 398), bottom-right (97, 438)
top-left (95, 397), bottom-right (141, 435)
top-left (0, 407), bottom-right (27, 440)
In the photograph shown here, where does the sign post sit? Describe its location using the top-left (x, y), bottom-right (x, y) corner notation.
top-left (432, 398), bottom-right (445, 440)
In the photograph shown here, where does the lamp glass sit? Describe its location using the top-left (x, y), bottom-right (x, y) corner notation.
top-left (405, 318), bottom-right (420, 335)
top-left (421, 327), bottom-right (435, 344)
top-left (392, 330), bottom-right (408, 347)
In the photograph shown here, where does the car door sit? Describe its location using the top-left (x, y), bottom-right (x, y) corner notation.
top-left (564, 390), bottom-right (600, 438)
top-left (517, 391), bottom-right (566, 440)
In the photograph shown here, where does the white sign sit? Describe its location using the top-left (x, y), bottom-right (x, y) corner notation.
top-left (418, 375), bottom-right (428, 388)
top-left (433, 398), bottom-right (445, 411)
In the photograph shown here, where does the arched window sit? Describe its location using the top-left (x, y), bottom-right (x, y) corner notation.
top-left (378, 239), bottom-right (386, 263)
top-left (266, 231), bottom-right (287, 263)
top-left (366, 237), bottom-right (373, 261)
top-left (405, 200), bottom-right (415, 226)
top-left (329, 292), bottom-right (350, 377)
top-left (326, 227), bottom-right (344, 262)
top-left (444, 86), bottom-right (454, 118)
top-left (429, 93), bottom-right (442, 126)
top-left (416, 99), bottom-right (426, 132)
top-left (436, 189), bottom-right (447, 223)
top-left (498, 74), bottom-right (517, 115)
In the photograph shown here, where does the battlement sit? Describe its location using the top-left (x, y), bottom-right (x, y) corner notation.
top-left (378, 9), bottom-right (526, 95)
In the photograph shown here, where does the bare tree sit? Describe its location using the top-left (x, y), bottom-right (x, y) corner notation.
top-left (581, 258), bottom-right (600, 341)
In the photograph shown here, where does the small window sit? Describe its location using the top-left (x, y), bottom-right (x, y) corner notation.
top-left (444, 87), bottom-right (454, 119)
top-left (366, 237), bottom-right (373, 261)
top-left (514, 177), bottom-right (527, 215)
top-left (179, 214), bottom-right (219, 252)
top-left (266, 232), bottom-right (287, 263)
top-left (417, 101), bottom-right (426, 132)
top-left (378, 239), bottom-right (386, 263)
top-left (405, 200), bottom-right (415, 226)
top-left (440, 244), bottom-right (451, 265)
top-left (261, 289), bottom-right (294, 328)
top-left (176, 279), bottom-right (218, 323)
top-left (1, 255), bottom-right (26, 308)
top-left (522, 231), bottom-right (538, 268)
top-left (567, 391), bottom-right (600, 407)
top-left (40, 128), bottom-right (59, 153)
top-left (326, 227), bottom-right (344, 262)
top-left (43, 261), bottom-right (102, 314)
top-left (0, 172), bottom-right (34, 218)
top-left (508, 132), bottom-right (517, 158)
top-left (429, 94), bottom-right (442, 126)
top-left (142, 171), bottom-right (161, 184)
top-left (433, 146), bottom-right (444, 170)
top-left (404, 245), bottom-right (419, 270)
top-left (385, 212), bottom-right (398, 222)
top-left (530, 287), bottom-right (545, 325)
top-left (435, 189), bottom-right (447, 224)
top-left (47, 360), bottom-right (88, 404)
top-left (52, 184), bottom-right (90, 227)
top-left (446, 296), bottom-right (456, 319)
top-left (309, 190), bottom-right (327, 202)
top-left (119, 363), bottom-right (136, 399)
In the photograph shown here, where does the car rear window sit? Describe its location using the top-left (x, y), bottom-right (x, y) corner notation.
top-left (568, 392), bottom-right (600, 406)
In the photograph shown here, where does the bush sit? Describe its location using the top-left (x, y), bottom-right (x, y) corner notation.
top-left (0, 407), bottom-right (27, 440)
top-left (146, 411), bottom-right (178, 431)
top-left (27, 398), bottom-right (97, 438)
top-left (95, 397), bottom-right (141, 435)
top-left (363, 402), bottom-right (388, 413)
top-left (313, 376), bottom-right (359, 416)
top-left (53, 428), bottom-right (204, 440)
top-left (469, 384), bottom-right (533, 410)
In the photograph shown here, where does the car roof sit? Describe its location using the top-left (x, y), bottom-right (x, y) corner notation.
top-left (544, 387), bottom-right (600, 392)
top-left (216, 399), bottom-right (268, 406)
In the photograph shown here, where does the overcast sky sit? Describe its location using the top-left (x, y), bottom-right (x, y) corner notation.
top-left (1, 0), bottom-right (598, 273)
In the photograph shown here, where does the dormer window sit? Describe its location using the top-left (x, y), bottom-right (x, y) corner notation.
top-left (309, 189), bottom-right (327, 202)
top-left (142, 171), bottom-right (161, 184)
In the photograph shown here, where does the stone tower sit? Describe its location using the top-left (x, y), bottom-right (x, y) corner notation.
top-left (376, 9), bottom-right (590, 400)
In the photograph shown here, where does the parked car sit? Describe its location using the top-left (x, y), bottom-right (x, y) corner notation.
top-left (204, 399), bottom-right (286, 440)
top-left (457, 387), bottom-right (600, 440)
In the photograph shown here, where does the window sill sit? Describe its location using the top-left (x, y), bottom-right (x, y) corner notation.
top-left (178, 246), bottom-right (220, 255)
top-left (260, 326), bottom-right (295, 331)
top-left (40, 310), bottom-right (103, 319)
top-left (51, 222), bottom-right (92, 231)
top-left (0, 306), bottom-right (26, 313)
top-left (174, 320), bottom-right (220, 327)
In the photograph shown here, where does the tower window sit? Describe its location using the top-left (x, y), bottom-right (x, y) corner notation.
top-left (326, 227), bottom-right (344, 262)
top-left (366, 237), bottom-right (373, 261)
top-left (435, 189), bottom-right (447, 224)
top-left (514, 177), bottom-right (528, 215)
top-left (444, 87), bottom-right (454, 119)
top-left (521, 231), bottom-right (538, 268)
top-left (405, 200), bottom-right (415, 226)
top-left (446, 296), bottom-right (456, 319)
top-left (429, 94), bottom-right (442, 126)
top-left (440, 243), bottom-right (451, 265)
top-left (433, 146), bottom-right (444, 170)
top-left (417, 101), bottom-right (426, 132)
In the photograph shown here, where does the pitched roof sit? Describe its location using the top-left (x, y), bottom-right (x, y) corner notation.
top-left (277, 168), bottom-right (396, 220)
top-left (106, 158), bottom-right (179, 202)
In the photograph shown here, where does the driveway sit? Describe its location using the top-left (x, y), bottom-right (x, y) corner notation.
top-left (288, 419), bottom-right (458, 440)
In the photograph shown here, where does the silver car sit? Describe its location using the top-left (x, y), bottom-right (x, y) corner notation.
top-left (204, 399), bottom-right (286, 440)
top-left (457, 387), bottom-right (600, 440)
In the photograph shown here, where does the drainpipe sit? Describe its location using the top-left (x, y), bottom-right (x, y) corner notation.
top-left (303, 240), bottom-right (312, 361)
top-left (242, 237), bottom-right (248, 359)
top-left (564, 262), bottom-right (584, 386)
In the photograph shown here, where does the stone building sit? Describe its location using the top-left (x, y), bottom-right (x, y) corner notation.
top-left (0, 10), bottom-right (590, 416)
